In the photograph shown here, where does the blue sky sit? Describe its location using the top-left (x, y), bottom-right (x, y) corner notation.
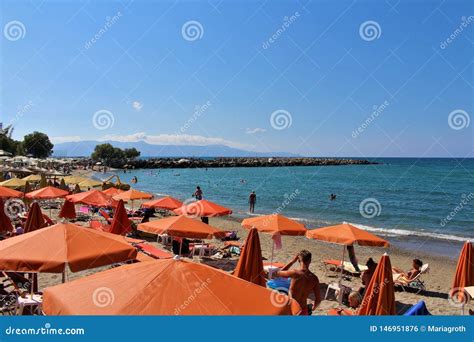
top-left (0, 0), bottom-right (472, 157)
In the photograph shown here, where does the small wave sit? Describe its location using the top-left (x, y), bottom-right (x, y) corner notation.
top-left (347, 222), bottom-right (471, 243)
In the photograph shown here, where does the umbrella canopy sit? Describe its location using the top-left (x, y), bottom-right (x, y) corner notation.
top-left (142, 196), bottom-right (183, 210)
top-left (25, 186), bottom-right (69, 200)
top-left (62, 175), bottom-right (89, 185)
top-left (109, 200), bottom-right (131, 235)
top-left (58, 199), bottom-right (76, 220)
top-left (451, 241), bottom-right (474, 303)
top-left (305, 223), bottom-right (389, 247)
top-left (42, 258), bottom-right (301, 315)
top-left (113, 189), bottom-right (153, 201)
top-left (0, 198), bottom-right (13, 233)
top-left (66, 190), bottom-right (116, 207)
top-left (233, 228), bottom-right (266, 287)
top-left (78, 179), bottom-right (103, 189)
top-left (24, 202), bottom-right (46, 233)
top-left (0, 222), bottom-right (137, 273)
top-left (0, 186), bottom-right (23, 198)
top-left (22, 174), bottom-right (42, 182)
top-left (138, 215), bottom-right (226, 239)
top-left (358, 253), bottom-right (396, 315)
top-left (102, 187), bottom-right (124, 196)
top-left (241, 214), bottom-right (306, 236)
top-left (0, 178), bottom-right (27, 189)
top-left (174, 199), bottom-right (232, 217)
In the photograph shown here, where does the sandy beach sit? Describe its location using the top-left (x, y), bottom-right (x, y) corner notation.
top-left (35, 193), bottom-right (468, 315)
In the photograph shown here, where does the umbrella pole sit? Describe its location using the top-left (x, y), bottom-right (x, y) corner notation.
top-left (179, 240), bottom-right (183, 256)
top-left (271, 240), bottom-right (274, 268)
top-left (338, 245), bottom-right (345, 304)
top-left (62, 267), bottom-right (67, 283)
top-left (30, 273), bottom-right (34, 296)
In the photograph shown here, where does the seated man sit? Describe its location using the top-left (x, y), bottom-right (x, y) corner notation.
top-left (392, 258), bottom-right (423, 282)
top-left (273, 250), bottom-right (321, 315)
top-left (359, 258), bottom-right (377, 294)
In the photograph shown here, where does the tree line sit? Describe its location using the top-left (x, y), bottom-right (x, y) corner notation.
top-left (0, 125), bottom-right (54, 158)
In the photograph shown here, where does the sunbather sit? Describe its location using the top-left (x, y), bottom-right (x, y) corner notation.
top-left (393, 258), bottom-right (423, 282)
top-left (273, 250), bottom-right (321, 315)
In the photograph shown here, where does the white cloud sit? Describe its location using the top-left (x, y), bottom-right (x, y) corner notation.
top-left (98, 132), bottom-right (249, 149)
top-left (51, 136), bottom-right (82, 144)
top-left (132, 101), bottom-right (143, 111)
top-left (246, 127), bottom-right (266, 134)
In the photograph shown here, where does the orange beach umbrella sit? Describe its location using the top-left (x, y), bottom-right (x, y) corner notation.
top-left (142, 196), bottom-right (183, 210)
top-left (66, 189), bottom-right (117, 207)
top-left (233, 228), bottom-right (266, 287)
top-left (174, 199), bottom-right (232, 217)
top-left (24, 202), bottom-right (46, 233)
top-left (0, 186), bottom-right (22, 198)
top-left (0, 222), bottom-right (137, 273)
top-left (58, 199), bottom-right (76, 220)
top-left (241, 214), bottom-right (306, 236)
top-left (113, 189), bottom-right (153, 201)
top-left (25, 186), bottom-right (69, 199)
top-left (138, 215), bottom-right (226, 239)
top-left (450, 241), bottom-right (474, 308)
top-left (109, 200), bottom-right (131, 236)
top-left (358, 253), bottom-right (396, 315)
top-left (42, 259), bottom-right (301, 315)
top-left (305, 223), bottom-right (389, 247)
top-left (102, 187), bottom-right (124, 197)
top-left (0, 198), bottom-right (13, 233)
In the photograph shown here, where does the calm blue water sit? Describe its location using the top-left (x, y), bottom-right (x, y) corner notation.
top-left (94, 158), bottom-right (473, 255)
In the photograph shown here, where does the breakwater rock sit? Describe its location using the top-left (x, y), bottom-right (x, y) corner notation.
top-left (104, 157), bottom-right (379, 169)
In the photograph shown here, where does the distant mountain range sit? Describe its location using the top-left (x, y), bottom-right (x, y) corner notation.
top-left (53, 140), bottom-right (300, 158)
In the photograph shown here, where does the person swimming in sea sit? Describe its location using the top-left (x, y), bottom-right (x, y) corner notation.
top-left (330, 194), bottom-right (337, 200)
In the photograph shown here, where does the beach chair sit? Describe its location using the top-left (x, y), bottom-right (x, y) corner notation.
top-left (89, 220), bottom-right (111, 232)
top-left (394, 264), bottom-right (429, 294)
top-left (75, 206), bottom-right (91, 221)
top-left (322, 259), bottom-right (368, 276)
top-left (98, 209), bottom-right (112, 224)
top-left (136, 243), bottom-right (173, 259)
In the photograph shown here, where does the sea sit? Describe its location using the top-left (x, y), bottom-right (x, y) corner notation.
top-left (93, 158), bottom-right (473, 259)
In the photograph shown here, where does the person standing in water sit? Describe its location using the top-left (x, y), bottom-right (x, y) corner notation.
top-left (193, 186), bottom-right (203, 200)
top-left (249, 191), bottom-right (256, 213)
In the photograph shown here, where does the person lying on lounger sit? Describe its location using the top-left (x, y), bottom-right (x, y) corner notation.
top-left (273, 250), bottom-right (321, 315)
top-left (392, 258), bottom-right (423, 282)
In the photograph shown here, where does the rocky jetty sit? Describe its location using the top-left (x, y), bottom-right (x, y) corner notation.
top-left (105, 157), bottom-right (378, 169)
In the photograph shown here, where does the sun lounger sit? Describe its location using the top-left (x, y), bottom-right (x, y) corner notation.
top-left (190, 243), bottom-right (216, 257)
top-left (89, 220), bottom-right (111, 232)
top-left (136, 243), bottom-right (173, 259)
top-left (394, 264), bottom-right (429, 294)
top-left (98, 209), bottom-right (112, 224)
top-left (323, 259), bottom-right (368, 276)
